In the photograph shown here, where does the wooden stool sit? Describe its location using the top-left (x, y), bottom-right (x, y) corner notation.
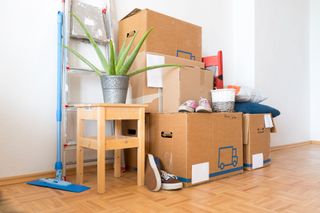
top-left (75, 104), bottom-right (146, 193)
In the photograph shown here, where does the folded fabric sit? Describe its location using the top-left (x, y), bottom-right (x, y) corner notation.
top-left (235, 102), bottom-right (280, 118)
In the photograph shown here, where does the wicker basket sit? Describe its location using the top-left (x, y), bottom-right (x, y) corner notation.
top-left (211, 89), bottom-right (236, 112)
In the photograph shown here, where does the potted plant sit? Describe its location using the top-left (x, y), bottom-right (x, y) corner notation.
top-left (64, 13), bottom-right (180, 103)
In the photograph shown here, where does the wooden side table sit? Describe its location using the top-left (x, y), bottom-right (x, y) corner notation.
top-left (75, 104), bottom-right (146, 193)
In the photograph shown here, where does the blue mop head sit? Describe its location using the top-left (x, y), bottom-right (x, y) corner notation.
top-left (27, 178), bottom-right (90, 193)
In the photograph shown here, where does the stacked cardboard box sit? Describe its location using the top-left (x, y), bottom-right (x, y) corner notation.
top-left (243, 114), bottom-right (276, 170)
top-left (119, 9), bottom-right (211, 172)
top-left (119, 9), bottom-right (202, 61)
top-left (150, 113), bottom-right (243, 186)
top-left (119, 9), bottom-right (246, 186)
top-left (128, 52), bottom-right (213, 113)
top-left (119, 9), bottom-right (209, 113)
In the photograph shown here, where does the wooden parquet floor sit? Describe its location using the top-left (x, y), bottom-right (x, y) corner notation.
top-left (1, 144), bottom-right (320, 213)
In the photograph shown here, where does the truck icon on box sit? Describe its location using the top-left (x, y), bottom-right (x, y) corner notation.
top-left (218, 146), bottom-right (238, 170)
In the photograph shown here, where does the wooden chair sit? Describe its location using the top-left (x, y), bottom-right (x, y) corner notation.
top-left (202, 50), bottom-right (224, 89)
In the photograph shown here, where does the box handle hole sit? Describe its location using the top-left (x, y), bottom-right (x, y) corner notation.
top-left (126, 30), bottom-right (136, 38)
top-left (161, 131), bottom-right (173, 138)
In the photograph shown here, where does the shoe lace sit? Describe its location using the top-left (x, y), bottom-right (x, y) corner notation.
top-left (184, 100), bottom-right (195, 106)
top-left (161, 170), bottom-right (177, 181)
top-left (199, 97), bottom-right (209, 105)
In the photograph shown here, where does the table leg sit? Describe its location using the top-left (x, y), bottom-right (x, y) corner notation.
top-left (97, 107), bottom-right (106, 193)
top-left (137, 109), bottom-right (145, 186)
top-left (114, 120), bottom-right (122, 177)
top-left (76, 111), bottom-right (84, 184)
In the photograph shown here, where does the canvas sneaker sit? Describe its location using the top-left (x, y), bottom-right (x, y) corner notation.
top-left (160, 170), bottom-right (183, 190)
top-left (145, 154), bottom-right (162, 192)
top-left (196, 97), bottom-right (212, 112)
top-left (178, 100), bottom-right (198, 112)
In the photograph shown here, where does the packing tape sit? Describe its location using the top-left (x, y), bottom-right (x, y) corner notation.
top-left (243, 158), bottom-right (271, 168)
top-left (177, 166), bottom-right (243, 183)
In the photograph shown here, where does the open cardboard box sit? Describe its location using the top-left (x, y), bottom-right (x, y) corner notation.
top-left (127, 52), bottom-right (213, 113)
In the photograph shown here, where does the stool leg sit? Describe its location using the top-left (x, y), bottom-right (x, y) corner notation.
top-left (76, 145), bottom-right (84, 184)
top-left (76, 114), bottom-right (84, 184)
top-left (114, 120), bottom-right (122, 177)
top-left (97, 107), bottom-right (106, 193)
top-left (114, 150), bottom-right (121, 177)
top-left (137, 109), bottom-right (145, 186)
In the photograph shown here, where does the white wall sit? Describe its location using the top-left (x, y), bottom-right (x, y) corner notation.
top-left (232, 0), bottom-right (255, 87)
top-left (310, 0), bottom-right (320, 140)
top-left (255, 0), bottom-right (310, 146)
top-left (0, 0), bottom-right (59, 177)
top-left (0, 0), bottom-right (313, 178)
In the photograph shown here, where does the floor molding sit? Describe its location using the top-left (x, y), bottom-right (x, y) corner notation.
top-left (2, 142), bottom-right (319, 186)
top-left (271, 141), bottom-right (312, 151)
top-left (0, 171), bottom-right (55, 186)
top-left (311, 140), bottom-right (320, 145)
top-left (0, 163), bottom-right (113, 186)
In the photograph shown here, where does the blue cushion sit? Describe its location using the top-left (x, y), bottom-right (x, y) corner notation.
top-left (235, 102), bottom-right (280, 118)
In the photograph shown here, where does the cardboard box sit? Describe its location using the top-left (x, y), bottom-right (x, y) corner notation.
top-left (118, 9), bottom-right (202, 61)
top-left (150, 113), bottom-right (243, 187)
top-left (243, 114), bottom-right (275, 170)
top-left (128, 52), bottom-right (212, 113)
top-left (122, 114), bottom-right (150, 170)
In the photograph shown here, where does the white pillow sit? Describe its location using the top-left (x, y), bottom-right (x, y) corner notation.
top-left (235, 86), bottom-right (267, 103)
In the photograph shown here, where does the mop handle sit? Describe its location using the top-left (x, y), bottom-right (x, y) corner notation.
top-left (55, 11), bottom-right (63, 179)
top-left (57, 12), bottom-right (63, 123)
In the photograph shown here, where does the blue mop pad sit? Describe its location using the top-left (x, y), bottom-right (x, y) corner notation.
top-left (27, 178), bottom-right (90, 193)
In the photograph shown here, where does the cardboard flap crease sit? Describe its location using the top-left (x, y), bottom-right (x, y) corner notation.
top-left (121, 8), bottom-right (142, 20)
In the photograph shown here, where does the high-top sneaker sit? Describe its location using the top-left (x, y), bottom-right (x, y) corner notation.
top-left (160, 170), bottom-right (183, 190)
top-left (145, 154), bottom-right (161, 192)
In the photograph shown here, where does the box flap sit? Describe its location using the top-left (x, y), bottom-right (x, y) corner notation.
top-left (271, 117), bottom-right (277, 133)
top-left (146, 52), bottom-right (204, 68)
top-left (120, 8), bottom-right (142, 20)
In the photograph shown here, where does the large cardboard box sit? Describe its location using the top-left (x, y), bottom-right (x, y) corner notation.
top-left (119, 9), bottom-right (202, 61)
top-left (243, 114), bottom-right (275, 170)
top-left (150, 113), bottom-right (243, 187)
top-left (128, 52), bottom-right (212, 113)
top-left (122, 114), bottom-right (150, 169)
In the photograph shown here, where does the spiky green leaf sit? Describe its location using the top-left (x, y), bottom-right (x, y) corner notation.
top-left (115, 32), bottom-right (138, 75)
top-left (72, 13), bottom-right (109, 72)
top-left (127, 64), bottom-right (181, 77)
top-left (108, 40), bottom-right (116, 75)
top-left (63, 45), bottom-right (102, 75)
top-left (117, 37), bottom-right (127, 64)
top-left (119, 28), bottom-right (153, 75)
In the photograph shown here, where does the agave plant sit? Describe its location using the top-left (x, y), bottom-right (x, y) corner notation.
top-left (64, 13), bottom-right (180, 77)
